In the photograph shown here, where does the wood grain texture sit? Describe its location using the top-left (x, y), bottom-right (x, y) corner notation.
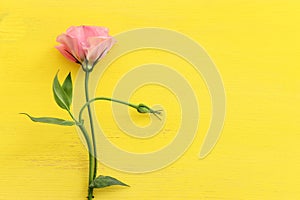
top-left (1, 0), bottom-right (300, 199)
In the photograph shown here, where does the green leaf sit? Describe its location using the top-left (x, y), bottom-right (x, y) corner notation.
top-left (62, 72), bottom-right (73, 104)
top-left (20, 113), bottom-right (75, 126)
top-left (53, 72), bottom-right (71, 110)
top-left (90, 175), bottom-right (129, 188)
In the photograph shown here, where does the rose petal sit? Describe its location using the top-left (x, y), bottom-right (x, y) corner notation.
top-left (87, 36), bottom-right (108, 46)
top-left (86, 37), bottom-right (116, 66)
top-left (55, 45), bottom-right (79, 63)
top-left (65, 26), bottom-right (85, 41)
top-left (82, 26), bottom-right (109, 38)
top-left (56, 34), bottom-right (85, 62)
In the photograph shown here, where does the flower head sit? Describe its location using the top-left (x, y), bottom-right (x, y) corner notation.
top-left (56, 25), bottom-right (116, 71)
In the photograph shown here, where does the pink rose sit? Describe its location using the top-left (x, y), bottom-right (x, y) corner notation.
top-left (56, 26), bottom-right (116, 70)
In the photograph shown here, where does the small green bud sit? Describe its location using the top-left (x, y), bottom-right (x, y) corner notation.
top-left (137, 104), bottom-right (150, 113)
top-left (136, 103), bottom-right (163, 120)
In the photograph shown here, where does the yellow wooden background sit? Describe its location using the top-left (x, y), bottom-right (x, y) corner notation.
top-left (1, 0), bottom-right (300, 199)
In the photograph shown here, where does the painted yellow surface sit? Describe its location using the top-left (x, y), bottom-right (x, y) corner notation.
top-left (1, 0), bottom-right (300, 199)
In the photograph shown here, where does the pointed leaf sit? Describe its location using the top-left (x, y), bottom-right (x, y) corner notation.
top-left (62, 72), bottom-right (73, 104)
top-left (53, 73), bottom-right (70, 110)
top-left (20, 113), bottom-right (75, 126)
top-left (90, 175), bottom-right (129, 188)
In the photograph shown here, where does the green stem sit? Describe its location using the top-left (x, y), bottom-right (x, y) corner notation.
top-left (78, 97), bottom-right (139, 122)
top-left (77, 123), bottom-right (95, 200)
top-left (67, 109), bottom-right (77, 122)
top-left (66, 109), bottom-right (94, 200)
top-left (84, 71), bottom-right (98, 180)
